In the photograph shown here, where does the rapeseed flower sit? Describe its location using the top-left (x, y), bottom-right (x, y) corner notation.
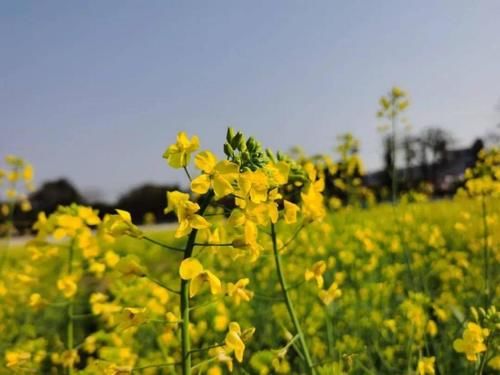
top-left (191, 150), bottom-right (239, 198)
top-left (417, 356), bottom-right (435, 375)
top-left (226, 278), bottom-right (253, 305)
top-left (163, 131), bottom-right (199, 168)
top-left (57, 275), bottom-right (78, 298)
top-left (165, 191), bottom-right (210, 238)
top-left (179, 257), bottom-right (221, 297)
top-left (305, 260), bottom-right (327, 288)
top-left (5, 351), bottom-right (31, 369)
top-left (319, 282), bottom-right (342, 305)
top-left (453, 322), bottom-right (490, 361)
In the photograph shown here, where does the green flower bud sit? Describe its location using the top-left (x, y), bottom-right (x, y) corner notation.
top-left (231, 132), bottom-right (243, 149)
top-left (247, 137), bottom-right (256, 152)
top-left (226, 127), bottom-right (235, 143)
top-left (266, 149), bottom-right (276, 163)
top-left (224, 143), bottom-right (235, 158)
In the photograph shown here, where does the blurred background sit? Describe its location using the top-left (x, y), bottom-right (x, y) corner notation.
top-left (1, 0), bottom-right (499, 229)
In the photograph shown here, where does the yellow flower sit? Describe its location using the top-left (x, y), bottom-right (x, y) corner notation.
top-left (5, 351), bottom-right (31, 369)
top-left (20, 199), bottom-right (32, 212)
top-left (104, 364), bottom-right (133, 375)
top-left (427, 320), bottom-right (438, 337)
top-left (226, 278), bottom-right (253, 305)
top-left (488, 355), bottom-right (500, 370)
top-left (118, 307), bottom-right (148, 330)
top-left (5, 154), bottom-right (23, 166)
top-left (164, 191), bottom-right (210, 238)
top-left (78, 206), bottom-right (101, 225)
top-left (60, 349), bottom-right (80, 368)
top-left (57, 275), bottom-right (78, 298)
top-left (83, 335), bottom-right (97, 354)
top-left (207, 366), bottom-right (223, 375)
top-left (179, 257), bottom-right (204, 279)
top-left (103, 210), bottom-right (143, 238)
top-left (283, 200), bottom-right (300, 224)
top-left (163, 131), bottom-right (200, 168)
top-left (115, 255), bottom-right (146, 278)
top-left (89, 260), bottom-right (106, 277)
top-left (166, 312), bottom-right (181, 329)
top-left (77, 228), bottom-right (100, 258)
top-left (190, 270), bottom-right (222, 298)
top-left (23, 164), bottom-right (34, 182)
top-left (29, 293), bottom-right (46, 309)
top-left (417, 356), bottom-right (435, 375)
top-left (0, 281), bottom-right (7, 296)
top-left (453, 322), bottom-right (489, 361)
top-left (319, 282), bottom-right (342, 305)
top-left (209, 347), bottom-right (234, 372)
top-left (264, 161), bottom-right (289, 186)
top-left (305, 260), bottom-right (327, 288)
top-left (237, 170), bottom-right (269, 205)
top-left (105, 251), bottom-right (120, 267)
top-left (224, 322), bottom-right (245, 363)
top-left (53, 214), bottom-right (84, 239)
top-left (191, 150), bottom-right (239, 198)
top-left (228, 208), bottom-right (265, 260)
top-left (179, 258), bottom-right (222, 297)
top-left (301, 185), bottom-right (325, 221)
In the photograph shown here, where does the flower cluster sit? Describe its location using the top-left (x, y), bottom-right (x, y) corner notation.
top-left (0, 155), bottom-right (35, 235)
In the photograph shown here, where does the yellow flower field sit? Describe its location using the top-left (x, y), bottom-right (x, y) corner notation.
top-left (0, 130), bottom-right (498, 374)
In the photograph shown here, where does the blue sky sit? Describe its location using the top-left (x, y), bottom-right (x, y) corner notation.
top-left (2, 1), bottom-right (499, 201)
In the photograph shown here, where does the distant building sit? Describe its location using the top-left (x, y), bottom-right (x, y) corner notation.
top-left (363, 139), bottom-right (483, 196)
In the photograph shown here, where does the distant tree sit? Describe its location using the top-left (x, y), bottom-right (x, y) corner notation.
top-left (30, 179), bottom-right (85, 213)
top-left (401, 134), bottom-right (418, 187)
top-left (471, 138), bottom-right (485, 156)
top-left (115, 183), bottom-right (181, 224)
top-left (9, 179), bottom-right (85, 233)
top-left (420, 127), bottom-right (455, 165)
top-left (419, 127), bottom-right (455, 183)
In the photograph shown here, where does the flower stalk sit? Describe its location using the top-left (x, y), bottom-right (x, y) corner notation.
top-left (179, 191), bottom-right (213, 375)
top-left (271, 223), bottom-right (315, 374)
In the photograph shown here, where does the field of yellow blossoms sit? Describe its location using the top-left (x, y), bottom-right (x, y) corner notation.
top-left (0, 129), bottom-right (499, 374)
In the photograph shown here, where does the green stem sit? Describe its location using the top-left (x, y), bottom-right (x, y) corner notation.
top-left (191, 357), bottom-right (217, 371)
top-left (193, 242), bottom-right (234, 247)
top-left (144, 236), bottom-right (184, 252)
top-left (183, 166), bottom-right (192, 181)
top-left (475, 332), bottom-right (493, 375)
top-left (271, 223), bottom-right (315, 374)
top-left (180, 191), bottom-right (213, 375)
top-left (278, 222), bottom-right (306, 251)
top-left (146, 275), bottom-right (180, 294)
top-left (189, 297), bottom-right (224, 311)
top-left (189, 343), bottom-right (224, 354)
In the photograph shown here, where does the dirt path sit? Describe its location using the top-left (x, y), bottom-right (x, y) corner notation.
top-left (3, 222), bottom-right (178, 248)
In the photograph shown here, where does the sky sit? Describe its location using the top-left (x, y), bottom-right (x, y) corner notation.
top-left (1, 1), bottom-right (499, 201)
